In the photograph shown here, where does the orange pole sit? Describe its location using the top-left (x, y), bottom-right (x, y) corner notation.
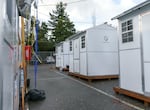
top-left (21, 17), bottom-right (25, 110)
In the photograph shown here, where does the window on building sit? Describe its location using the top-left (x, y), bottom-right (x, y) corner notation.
top-left (121, 19), bottom-right (133, 43)
top-left (61, 45), bottom-right (63, 52)
top-left (70, 41), bottom-right (72, 51)
top-left (81, 36), bottom-right (85, 48)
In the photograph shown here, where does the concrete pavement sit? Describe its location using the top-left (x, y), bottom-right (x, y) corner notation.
top-left (28, 65), bottom-right (148, 110)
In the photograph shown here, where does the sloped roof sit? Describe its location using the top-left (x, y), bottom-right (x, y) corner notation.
top-left (111, 0), bottom-right (150, 20)
top-left (68, 31), bottom-right (86, 40)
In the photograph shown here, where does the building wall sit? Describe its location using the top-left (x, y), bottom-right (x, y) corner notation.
top-left (119, 15), bottom-right (143, 94)
top-left (1, 1), bottom-right (21, 109)
top-left (0, 1), bottom-right (5, 108)
top-left (79, 32), bottom-right (87, 75)
top-left (69, 40), bottom-right (73, 72)
top-left (142, 12), bottom-right (150, 95)
top-left (56, 46), bottom-right (61, 67)
top-left (69, 54), bottom-right (73, 72)
top-left (118, 5), bottom-right (150, 95)
top-left (86, 25), bottom-right (119, 76)
top-left (73, 38), bottom-right (80, 73)
top-left (63, 41), bottom-right (69, 68)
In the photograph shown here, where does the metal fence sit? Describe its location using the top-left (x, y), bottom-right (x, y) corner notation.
top-left (37, 51), bottom-right (55, 64)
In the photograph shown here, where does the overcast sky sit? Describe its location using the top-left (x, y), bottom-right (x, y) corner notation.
top-left (32, 0), bottom-right (146, 31)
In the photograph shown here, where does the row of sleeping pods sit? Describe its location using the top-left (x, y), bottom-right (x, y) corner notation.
top-left (56, 23), bottom-right (119, 78)
top-left (56, 0), bottom-right (150, 103)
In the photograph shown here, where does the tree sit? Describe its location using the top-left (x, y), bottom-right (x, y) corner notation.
top-left (26, 17), bottom-right (54, 51)
top-left (48, 2), bottom-right (76, 44)
top-left (38, 22), bottom-right (49, 41)
top-left (37, 22), bottom-right (52, 51)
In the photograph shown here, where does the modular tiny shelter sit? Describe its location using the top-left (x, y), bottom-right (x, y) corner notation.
top-left (55, 42), bottom-right (63, 68)
top-left (112, 0), bottom-right (150, 97)
top-left (68, 24), bottom-right (119, 78)
top-left (55, 40), bottom-right (70, 70)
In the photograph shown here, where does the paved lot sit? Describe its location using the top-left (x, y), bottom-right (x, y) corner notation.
top-left (28, 64), bottom-right (149, 110)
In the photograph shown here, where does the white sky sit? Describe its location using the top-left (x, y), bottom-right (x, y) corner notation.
top-left (32, 0), bottom-right (146, 31)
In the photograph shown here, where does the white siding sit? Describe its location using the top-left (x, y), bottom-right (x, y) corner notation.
top-left (63, 54), bottom-right (69, 68)
top-left (73, 38), bottom-right (80, 59)
top-left (87, 25), bottom-right (118, 52)
top-left (142, 12), bottom-right (150, 94)
top-left (69, 54), bottom-right (73, 72)
top-left (88, 53), bottom-right (118, 76)
top-left (63, 41), bottom-right (69, 68)
top-left (73, 38), bottom-right (80, 73)
top-left (55, 46), bottom-right (61, 67)
top-left (80, 52), bottom-right (87, 75)
top-left (86, 24), bottom-right (119, 76)
top-left (120, 49), bottom-right (143, 94)
top-left (74, 60), bottom-right (80, 73)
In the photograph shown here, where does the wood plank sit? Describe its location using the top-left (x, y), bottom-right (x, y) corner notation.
top-left (68, 72), bottom-right (118, 81)
top-left (114, 87), bottom-right (150, 104)
top-left (55, 67), bottom-right (60, 70)
top-left (62, 68), bottom-right (69, 71)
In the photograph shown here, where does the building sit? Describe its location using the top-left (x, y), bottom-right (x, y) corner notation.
top-left (112, 0), bottom-right (150, 97)
top-left (68, 23), bottom-right (119, 79)
top-left (55, 40), bottom-right (70, 70)
top-left (55, 42), bottom-right (63, 69)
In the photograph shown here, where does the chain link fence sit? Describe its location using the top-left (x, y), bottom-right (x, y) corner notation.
top-left (30, 51), bottom-right (55, 64)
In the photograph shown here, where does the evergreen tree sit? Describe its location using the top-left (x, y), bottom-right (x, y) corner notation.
top-left (48, 2), bottom-right (76, 44)
top-left (26, 17), bottom-right (53, 51)
top-left (38, 22), bottom-right (49, 41)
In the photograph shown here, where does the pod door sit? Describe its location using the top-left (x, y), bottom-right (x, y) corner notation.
top-left (73, 38), bottom-right (80, 73)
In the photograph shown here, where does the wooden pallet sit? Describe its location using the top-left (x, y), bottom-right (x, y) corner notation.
top-left (62, 68), bottom-right (69, 72)
top-left (55, 67), bottom-right (60, 70)
top-left (114, 87), bottom-right (150, 106)
top-left (68, 72), bottom-right (118, 82)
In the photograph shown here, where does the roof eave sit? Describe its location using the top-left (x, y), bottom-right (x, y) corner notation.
top-left (68, 31), bottom-right (86, 40)
top-left (111, 0), bottom-right (150, 20)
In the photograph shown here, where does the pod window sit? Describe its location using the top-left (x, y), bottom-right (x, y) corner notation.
top-left (81, 36), bottom-right (85, 48)
top-left (121, 19), bottom-right (133, 43)
top-left (70, 41), bottom-right (72, 51)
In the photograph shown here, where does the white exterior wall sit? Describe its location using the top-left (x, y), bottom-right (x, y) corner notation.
top-left (70, 25), bottom-right (119, 76)
top-left (0, 0), bottom-right (5, 108)
top-left (119, 16), bottom-right (143, 94)
top-left (56, 46), bottom-right (61, 67)
top-left (69, 54), bottom-right (73, 72)
top-left (141, 12), bottom-right (150, 95)
top-left (63, 40), bottom-right (69, 68)
top-left (80, 33), bottom-right (87, 75)
top-left (55, 46), bottom-right (59, 67)
top-left (86, 24), bottom-right (119, 76)
top-left (60, 44), bottom-right (64, 69)
top-left (0, 1), bottom-right (21, 109)
top-left (73, 38), bottom-right (80, 73)
top-left (69, 40), bottom-right (73, 72)
top-left (118, 3), bottom-right (150, 95)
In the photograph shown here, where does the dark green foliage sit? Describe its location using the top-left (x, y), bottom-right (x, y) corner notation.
top-left (48, 2), bottom-right (76, 44)
top-left (26, 16), bottom-right (54, 51)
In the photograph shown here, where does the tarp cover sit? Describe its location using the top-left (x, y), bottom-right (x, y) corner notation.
top-left (17, 0), bottom-right (34, 18)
